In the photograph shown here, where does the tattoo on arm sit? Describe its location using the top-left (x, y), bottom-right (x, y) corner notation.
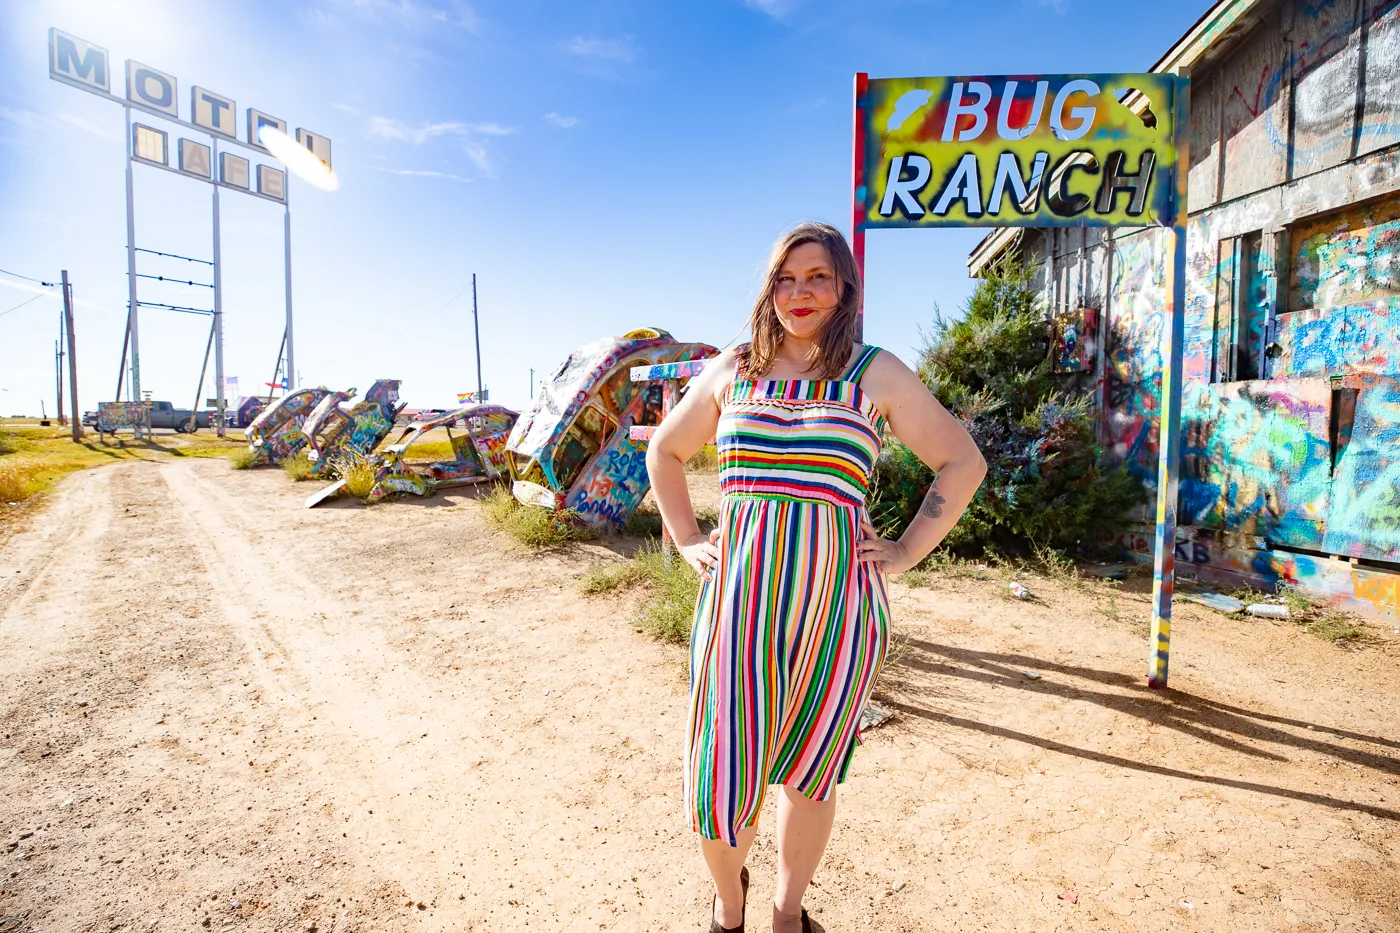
top-left (918, 479), bottom-right (946, 519)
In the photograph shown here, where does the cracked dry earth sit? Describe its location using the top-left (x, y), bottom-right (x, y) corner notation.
top-left (0, 457), bottom-right (1397, 932)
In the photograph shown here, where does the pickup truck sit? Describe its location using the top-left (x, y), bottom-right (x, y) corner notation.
top-left (148, 401), bottom-right (213, 432)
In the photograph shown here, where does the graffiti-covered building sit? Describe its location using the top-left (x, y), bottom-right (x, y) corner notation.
top-left (969, 0), bottom-right (1400, 618)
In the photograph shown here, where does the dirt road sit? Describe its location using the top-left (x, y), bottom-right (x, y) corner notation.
top-left (1, 458), bottom-right (1397, 932)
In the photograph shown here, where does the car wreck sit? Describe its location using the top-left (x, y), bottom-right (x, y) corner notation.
top-left (301, 379), bottom-right (405, 476)
top-left (305, 403), bottom-right (518, 507)
top-left (505, 328), bottom-right (716, 532)
top-left (244, 386), bottom-right (333, 464)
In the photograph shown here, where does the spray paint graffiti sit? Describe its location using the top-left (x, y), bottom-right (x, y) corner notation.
top-left (1324, 376), bottom-right (1400, 559)
top-left (507, 328), bottom-right (717, 533)
top-left (300, 379), bottom-right (405, 475)
top-left (245, 387), bottom-right (331, 464)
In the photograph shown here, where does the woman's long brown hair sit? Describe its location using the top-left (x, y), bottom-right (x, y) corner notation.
top-left (743, 222), bottom-right (863, 380)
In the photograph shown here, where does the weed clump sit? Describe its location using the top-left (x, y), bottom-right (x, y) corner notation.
top-left (281, 450), bottom-right (316, 481)
top-left (0, 462), bottom-right (43, 503)
top-left (1275, 587), bottom-right (1373, 646)
top-left (685, 444), bottom-right (719, 473)
top-left (331, 452), bottom-right (379, 500)
top-left (482, 484), bottom-right (596, 547)
top-left (228, 448), bottom-right (258, 470)
top-left (581, 544), bottom-right (699, 643)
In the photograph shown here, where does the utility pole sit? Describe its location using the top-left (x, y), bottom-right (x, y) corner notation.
top-left (54, 338), bottom-right (64, 427)
top-left (62, 270), bottom-right (81, 440)
top-left (471, 273), bottom-right (484, 402)
top-left (212, 149), bottom-right (226, 437)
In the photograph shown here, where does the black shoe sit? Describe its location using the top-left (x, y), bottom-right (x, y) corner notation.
top-left (707, 866), bottom-right (749, 933)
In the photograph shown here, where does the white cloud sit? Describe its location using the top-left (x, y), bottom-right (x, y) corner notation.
top-left (460, 140), bottom-right (492, 175)
top-left (564, 36), bottom-right (636, 63)
top-left (544, 112), bottom-right (580, 129)
top-left (743, 0), bottom-right (799, 18)
top-left (364, 116), bottom-right (514, 144)
top-left (361, 164), bottom-right (472, 183)
top-left (309, 0), bottom-right (480, 32)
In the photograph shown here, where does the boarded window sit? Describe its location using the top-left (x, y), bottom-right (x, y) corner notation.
top-left (1212, 232), bottom-right (1267, 382)
top-left (1288, 193), bottom-right (1400, 312)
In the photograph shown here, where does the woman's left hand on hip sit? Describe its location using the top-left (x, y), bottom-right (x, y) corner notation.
top-left (858, 518), bottom-right (917, 575)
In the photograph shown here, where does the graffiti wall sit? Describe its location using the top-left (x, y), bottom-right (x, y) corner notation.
top-left (997, 0), bottom-right (1400, 610)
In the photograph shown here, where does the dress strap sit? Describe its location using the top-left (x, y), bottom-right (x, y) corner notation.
top-left (843, 345), bottom-right (882, 384)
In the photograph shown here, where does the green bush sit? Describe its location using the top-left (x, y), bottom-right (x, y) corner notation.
top-left (228, 448), bottom-right (258, 470)
top-left (869, 253), bottom-right (1142, 556)
top-left (281, 449), bottom-right (316, 481)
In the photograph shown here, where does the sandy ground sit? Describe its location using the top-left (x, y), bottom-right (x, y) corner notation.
top-left (0, 458), bottom-right (1397, 933)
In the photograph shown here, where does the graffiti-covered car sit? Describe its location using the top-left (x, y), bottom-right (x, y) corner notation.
top-left (304, 403), bottom-right (517, 507)
top-left (301, 379), bottom-right (405, 475)
top-left (506, 328), bottom-right (716, 532)
top-left (244, 386), bottom-right (333, 464)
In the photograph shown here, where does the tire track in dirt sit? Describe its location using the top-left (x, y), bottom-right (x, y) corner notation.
top-left (159, 461), bottom-right (512, 917)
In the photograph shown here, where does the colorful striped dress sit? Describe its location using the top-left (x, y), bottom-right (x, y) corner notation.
top-left (686, 343), bottom-right (891, 846)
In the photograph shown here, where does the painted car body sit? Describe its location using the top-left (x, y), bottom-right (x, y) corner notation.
top-left (244, 387), bottom-right (332, 464)
top-left (305, 403), bottom-right (517, 507)
top-left (301, 379), bottom-right (405, 475)
top-left (506, 328), bottom-right (717, 532)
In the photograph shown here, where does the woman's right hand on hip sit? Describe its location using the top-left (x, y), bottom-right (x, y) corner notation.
top-left (678, 528), bottom-right (721, 574)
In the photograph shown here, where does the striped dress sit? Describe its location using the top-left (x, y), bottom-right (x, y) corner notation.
top-left (686, 343), bottom-right (891, 846)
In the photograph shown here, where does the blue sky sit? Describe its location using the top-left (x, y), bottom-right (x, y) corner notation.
top-left (1, 0), bottom-right (1205, 415)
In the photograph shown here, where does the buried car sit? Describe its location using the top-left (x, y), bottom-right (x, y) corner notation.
top-left (301, 379), bottom-right (405, 475)
top-left (505, 328), bottom-right (716, 532)
top-left (244, 386), bottom-right (333, 464)
top-left (304, 403), bottom-right (517, 507)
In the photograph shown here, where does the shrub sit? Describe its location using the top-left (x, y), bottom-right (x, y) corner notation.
top-left (0, 461), bottom-right (43, 503)
top-left (228, 448), bottom-right (258, 470)
top-left (870, 252), bottom-right (1143, 556)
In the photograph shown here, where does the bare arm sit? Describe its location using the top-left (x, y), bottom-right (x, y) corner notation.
top-left (858, 350), bottom-right (987, 573)
top-left (643, 349), bottom-right (738, 571)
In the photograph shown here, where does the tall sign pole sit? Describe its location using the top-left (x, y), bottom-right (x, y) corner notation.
top-left (212, 141), bottom-right (226, 435)
top-left (123, 105), bottom-right (142, 429)
top-left (850, 72), bottom-right (869, 343)
top-left (62, 270), bottom-right (81, 440)
top-left (472, 273), bottom-right (483, 401)
top-left (1147, 72), bottom-right (1192, 690)
top-left (283, 192), bottom-right (295, 393)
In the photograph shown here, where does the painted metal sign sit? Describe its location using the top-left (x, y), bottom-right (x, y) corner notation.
top-left (859, 74), bottom-right (1179, 228)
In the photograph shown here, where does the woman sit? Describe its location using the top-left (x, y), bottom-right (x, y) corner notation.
top-left (646, 222), bottom-right (987, 933)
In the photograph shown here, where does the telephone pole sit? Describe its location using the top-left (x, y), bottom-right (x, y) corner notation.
top-left (62, 270), bottom-right (81, 440)
top-left (54, 338), bottom-right (65, 426)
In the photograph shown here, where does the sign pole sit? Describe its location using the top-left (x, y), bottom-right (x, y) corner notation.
top-left (123, 105), bottom-right (143, 436)
top-left (282, 190), bottom-right (296, 394)
top-left (212, 141), bottom-right (226, 436)
top-left (851, 72), bottom-right (868, 343)
top-left (62, 270), bottom-right (81, 440)
top-left (1147, 73), bottom-right (1191, 690)
top-left (472, 273), bottom-right (484, 401)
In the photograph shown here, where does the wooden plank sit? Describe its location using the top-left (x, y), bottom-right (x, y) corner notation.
top-left (1219, 8), bottom-right (1292, 201)
top-left (1358, 0), bottom-right (1400, 156)
top-left (1290, 0), bottom-right (1362, 177)
top-left (1187, 67), bottom-right (1222, 210)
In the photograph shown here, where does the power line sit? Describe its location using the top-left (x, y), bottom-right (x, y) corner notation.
top-left (137, 300), bottom-right (214, 316)
top-left (0, 267), bottom-right (57, 287)
top-left (136, 273), bottom-right (214, 288)
top-left (0, 294), bottom-right (45, 319)
top-left (134, 247), bottom-right (214, 266)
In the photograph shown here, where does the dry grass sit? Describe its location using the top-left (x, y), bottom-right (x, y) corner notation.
top-left (581, 544), bottom-right (700, 643)
top-left (685, 444), bottom-right (719, 473)
top-left (1276, 586), bottom-right (1374, 646)
top-left (281, 450), bottom-right (316, 481)
top-left (335, 453), bottom-right (380, 500)
top-left (482, 484), bottom-right (597, 547)
top-left (0, 423), bottom-right (242, 534)
top-left (228, 448), bottom-right (258, 470)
